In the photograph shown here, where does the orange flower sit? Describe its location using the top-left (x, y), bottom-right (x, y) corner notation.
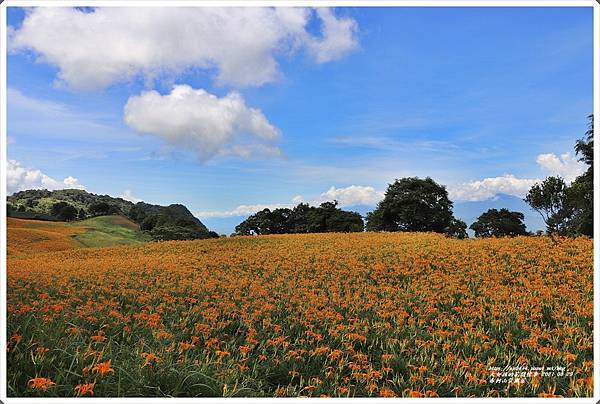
top-left (91, 333), bottom-right (106, 343)
top-left (179, 341), bottom-right (194, 351)
top-left (10, 334), bottom-right (22, 344)
top-left (405, 389), bottom-right (424, 397)
top-left (539, 392), bottom-right (563, 398)
top-left (538, 384), bottom-right (562, 398)
top-left (141, 352), bottom-right (160, 367)
top-left (379, 387), bottom-right (396, 397)
top-left (35, 346), bottom-right (49, 354)
top-left (74, 382), bottom-right (95, 396)
top-left (28, 377), bottom-right (55, 391)
top-left (92, 359), bottom-right (114, 376)
top-left (329, 349), bottom-right (343, 360)
top-left (215, 350), bottom-right (230, 359)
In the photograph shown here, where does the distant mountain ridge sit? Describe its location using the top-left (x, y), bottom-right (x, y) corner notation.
top-left (7, 189), bottom-right (218, 241)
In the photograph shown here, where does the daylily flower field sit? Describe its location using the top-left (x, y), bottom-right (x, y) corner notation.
top-left (7, 225), bottom-right (593, 397)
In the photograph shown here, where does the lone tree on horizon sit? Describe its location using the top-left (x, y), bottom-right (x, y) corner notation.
top-left (469, 208), bottom-right (528, 238)
top-left (365, 177), bottom-right (467, 238)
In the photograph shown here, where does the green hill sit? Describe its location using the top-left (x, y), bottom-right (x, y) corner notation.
top-left (7, 189), bottom-right (218, 241)
top-left (73, 215), bottom-right (152, 247)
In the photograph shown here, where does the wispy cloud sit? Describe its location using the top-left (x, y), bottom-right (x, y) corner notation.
top-left (8, 87), bottom-right (128, 142)
top-left (197, 203), bottom-right (294, 219)
top-left (331, 135), bottom-right (461, 154)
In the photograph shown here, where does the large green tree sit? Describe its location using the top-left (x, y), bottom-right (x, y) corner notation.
top-left (365, 177), bottom-right (466, 238)
top-left (469, 208), bottom-right (528, 237)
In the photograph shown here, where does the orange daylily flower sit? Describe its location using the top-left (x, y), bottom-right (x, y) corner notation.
top-left (92, 359), bottom-right (114, 376)
top-left (74, 382), bottom-right (95, 396)
top-left (28, 377), bottom-right (55, 391)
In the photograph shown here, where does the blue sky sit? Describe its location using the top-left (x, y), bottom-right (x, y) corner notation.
top-left (7, 6), bottom-right (593, 234)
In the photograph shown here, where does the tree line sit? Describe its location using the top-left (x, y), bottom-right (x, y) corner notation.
top-left (234, 201), bottom-right (363, 235)
top-left (236, 115), bottom-right (593, 238)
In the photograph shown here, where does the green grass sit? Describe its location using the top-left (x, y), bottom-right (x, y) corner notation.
top-left (71, 215), bottom-right (151, 248)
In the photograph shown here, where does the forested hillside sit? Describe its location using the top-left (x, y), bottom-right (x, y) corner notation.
top-left (7, 189), bottom-right (218, 241)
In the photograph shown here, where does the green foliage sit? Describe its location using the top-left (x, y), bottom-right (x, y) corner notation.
top-left (50, 202), bottom-right (78, 221)
top-left (50, 201), bottom-right (71, 217)
top-left (366, 177), bottom-right (453, 232)
top-left (57, 205), bottom-right (78, 221)
top-left (469, 208), bottom-right (528, 238)
top-left (128, 203), bottom-right (217, 240)
top-left (445, 217), bottom-right (468, 239)
top-left (88, 201), bottom-right (121, 216)
top-left (366, 177), bottom-right (466, 238)
top-left (575, 114), bottom-right (593, 169)
top-left (568, 114), bottom-right (594, 237)
top-left (364, 209), bottom-right (384, 232)
top-left (567, 175), bottom-right (593, 237)
top-left (235, 201), bottom-right (364, 235)
top-left (525, 176), bottom-right (571, 235)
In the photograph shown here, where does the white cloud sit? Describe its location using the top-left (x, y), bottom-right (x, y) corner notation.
top-left (448, 175), bottom-right (539, 202)
top-left (305, 8), bottom-right (359, 63)
top-left (119, 189), bottom-right (142, 203)
top-left (448, 152), bottom-right (586, 202)
top-left (197, 203), bottom-right (293, 218)
top-left (7, 159), bottom-right (85, 195)
top-left (315, 185), bottom-right (383, 206)
top-left (536, 152), bottom-right (585, 182)
top-left (197, 184), bottom-right (380, 218)
top-left (9, 7), bottom-right (358, 90)
top-left (124, 85), bottom-right (280, 161)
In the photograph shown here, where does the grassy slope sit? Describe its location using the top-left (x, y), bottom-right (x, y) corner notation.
top-left (7, 215), bottom-right (151, 256)
top-left (71, 215), bottom-right (151, 247)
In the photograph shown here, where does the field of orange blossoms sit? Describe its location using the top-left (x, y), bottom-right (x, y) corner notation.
top-left (7, 218), bottom-right (87, 257)
top-left (6, 229), bottom-right (593, 397)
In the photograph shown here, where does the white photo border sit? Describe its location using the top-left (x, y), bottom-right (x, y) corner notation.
top-left (0, 1), bottom-right (598, 403)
